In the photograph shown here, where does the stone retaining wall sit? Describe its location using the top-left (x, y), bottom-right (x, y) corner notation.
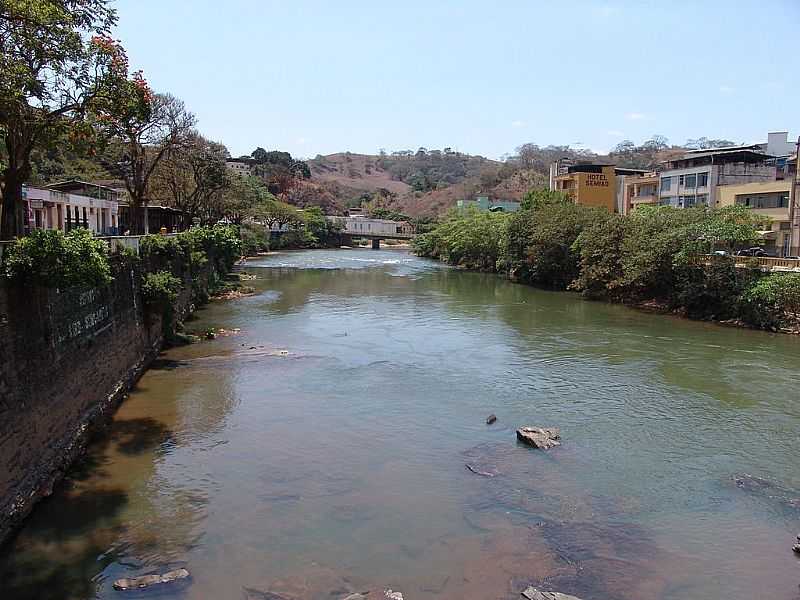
top-left (0, 256), bottom-right (217, 545)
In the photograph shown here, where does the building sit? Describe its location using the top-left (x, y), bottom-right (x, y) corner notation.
top-left (657, 146), bottom-right (776, 209)
top-left (717, 180), bottom-right (792, 256)
top-left (550, 163), bottom-right (649, 212)
top-left (788, 151), bottom-right (800, 256)
top-left (456, 196), bottom-right (521, 213)
top-left (757, 131), bottom-right (795, 158)
top-left (226, 158), bottom-right (253, 177)
top-left (621, 172), bottom-right (659, 214)
top-left (23, 181), bottom-right (121, 235)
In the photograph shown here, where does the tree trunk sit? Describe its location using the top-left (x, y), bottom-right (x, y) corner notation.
top-left (1, 175), bottom-right (24, 240)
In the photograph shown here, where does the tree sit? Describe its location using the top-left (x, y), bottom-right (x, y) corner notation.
top-left (520, 187), bottom-right (569, 211)
top-left (0, 0), bottom-right (130, 238)
top-left (100, 93), bottom-right (196, 232)
top-left (152, 134), bottom-right (229, 226)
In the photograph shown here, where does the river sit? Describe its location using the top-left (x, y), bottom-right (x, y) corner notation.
top-left (2, 248), bottom-right (799, 600)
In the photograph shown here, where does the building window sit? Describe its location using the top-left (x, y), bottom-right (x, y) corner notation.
top-left (660, 176), bottom-right (672, 192)
top-left (684, 173), bottom-right (696, 189)
top-left (697, 172), bottom-right (709, 187)
top-left (695, 194), bottom-right (708, 206)
top-left (679, 175), bottom-right (685, 186)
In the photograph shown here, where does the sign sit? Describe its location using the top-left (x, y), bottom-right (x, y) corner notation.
top-left (28, 199), bottom-right (43, 209)
top-left (585, 173), bottom-right (609, 187)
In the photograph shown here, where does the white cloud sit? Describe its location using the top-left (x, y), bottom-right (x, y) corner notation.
top-left (719, 85), bottom-right (735, 94)
top-left (511, 120), bottom-right (526, 128)
top-left (625, 112), bottom-right (647, 121)
top-left (607, 130), bottom-right (625, 137)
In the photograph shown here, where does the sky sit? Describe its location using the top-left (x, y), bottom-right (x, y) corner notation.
top-left (113, 0), bottom-right (799, 160)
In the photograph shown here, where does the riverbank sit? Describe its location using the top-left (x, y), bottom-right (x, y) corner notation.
top-left (0, 226), bottom-right (241, 546)
top-left (413, 203), bottom-right (800, 334)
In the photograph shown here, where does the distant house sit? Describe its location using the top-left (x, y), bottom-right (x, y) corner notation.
top-left (225, 158), bottom-right (254, 177)
top-left (456, 196), bottom-right (521, 213)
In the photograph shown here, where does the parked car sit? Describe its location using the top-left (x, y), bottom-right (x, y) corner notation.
top-left (735, 247), bottom-right (767, 257)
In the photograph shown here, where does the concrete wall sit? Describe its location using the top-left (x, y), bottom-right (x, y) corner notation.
top-left (0, 255), bottom-right (215, 544)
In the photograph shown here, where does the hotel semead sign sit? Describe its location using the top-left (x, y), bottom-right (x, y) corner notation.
top-left (585, 173), bottom-right (610, 187)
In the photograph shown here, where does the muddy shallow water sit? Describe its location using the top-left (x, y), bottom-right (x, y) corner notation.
top-left (2, 249), bottom-right (799, 600)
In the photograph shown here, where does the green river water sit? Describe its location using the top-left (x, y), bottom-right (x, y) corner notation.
top-left (2, 248), bottom-right (799, 599)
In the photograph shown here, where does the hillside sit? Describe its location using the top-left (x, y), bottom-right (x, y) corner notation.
top-left (308, 149), bottom-right (533, 217)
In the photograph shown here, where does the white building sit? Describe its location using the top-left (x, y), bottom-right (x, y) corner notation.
top-left (658, 146), bottom-right (777, 208)
top-left (226, 158), bottom-right (253, 177)
top-left (23, 181), bottom-right (121, 235)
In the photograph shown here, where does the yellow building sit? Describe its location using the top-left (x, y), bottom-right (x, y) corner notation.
top-left (553, 165), bottom-right (617, 211)
top-left (716, 180), bottom-right (792, 256)
top-left (622, 173), bottom-right (659, 214)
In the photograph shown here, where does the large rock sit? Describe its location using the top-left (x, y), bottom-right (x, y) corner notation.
top-left (113, 568), bottom-right (190, 591)
top-left (521, 586), bottom-right (583, 600)
top-left (516, 427), bottom-right (561, 450)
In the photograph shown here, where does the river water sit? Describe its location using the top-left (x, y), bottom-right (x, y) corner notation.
top-left (2, 248), bottom-right (799, 600)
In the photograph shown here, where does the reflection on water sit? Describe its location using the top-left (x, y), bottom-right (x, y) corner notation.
top-left (2, 248), bottom-right (800, 600)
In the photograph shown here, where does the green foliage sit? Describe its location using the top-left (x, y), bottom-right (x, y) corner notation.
top-left (141, 270), bottom-right (182, 308)
top-left (2, 228), bottom-right (111, 287)
top-left (520, 188), bottom-right (569, 211)
top-left (374, 148), bottom-right (496, 192)
top-left (412, 208), bottom-right (508, 271)
top-left (741, 274), bottom-right (800, 330)
top-left (240, 222), bottom-right (270, 256)
top-left (503, 202), bottom-right (608, 289)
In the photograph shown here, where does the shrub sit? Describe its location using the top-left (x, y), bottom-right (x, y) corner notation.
top-left (740, 274), bottom-right (800, 330)
top-left (2, 228), bottom-right (111, 288)
top-left (141, 270), bottom-right (183, 308)
top-left (412, 208), bottom-right (507, 271)
top-left (240, 222), bottom-right (270, 256)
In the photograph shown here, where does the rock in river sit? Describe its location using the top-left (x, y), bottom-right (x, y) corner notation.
top-left (384, 590), bottom-right (404, 600)
top-left (521, 586), bottom-right (583, 600)
top-left (113, 568), bottom-right (190, 591)
top-left (516, 427), bottom-right (561, 450)
top-left (486, 414), bottom-right (497, 425)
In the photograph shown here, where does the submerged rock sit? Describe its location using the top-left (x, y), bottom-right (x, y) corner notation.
top-left (384, 590), bottom-right (403, 600)
top-left (486, 414), bottom-right (497, 425)
top-left (113, 568), bottom-right (190, 591)
top-left (521, 586), bottom-right (583, 600)
top-left (516, 427), bottom-right (561, 450)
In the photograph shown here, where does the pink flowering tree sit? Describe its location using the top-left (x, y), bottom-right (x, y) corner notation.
top-left (0, 1), bottom-right (136, 238)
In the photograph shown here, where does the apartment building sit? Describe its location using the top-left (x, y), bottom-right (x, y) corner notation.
top-left (621, 173), bottom-right (659, 214)
top-left (658, 146), bottom-right (776, 209)
top-left (717, 180), bottom-right (792, 256)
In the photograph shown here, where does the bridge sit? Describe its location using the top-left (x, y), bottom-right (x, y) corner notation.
top-left (327, 216), bottom-right (415, 249)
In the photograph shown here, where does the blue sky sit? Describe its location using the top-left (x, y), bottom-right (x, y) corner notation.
top-left (113, 0), bottom-right (799, 160)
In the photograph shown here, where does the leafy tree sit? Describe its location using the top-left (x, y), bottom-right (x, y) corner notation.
top-left (741, 274), bottom-right (800, 330)
top-left (520, 187), bottom-right (569, 211)
top-left (502, 202), bottom-right (606, 288)
top-left (151, 133), bottom-right (230, 226)
top-left (412, 208), bottom-right (509, 271)
top-left (99, 92), bottom-right (196, 231)
top-left (0, 0), bottom-right (130, 237)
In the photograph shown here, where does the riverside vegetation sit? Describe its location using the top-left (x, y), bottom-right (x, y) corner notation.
top-left (412, 190), bottom-right (800, 332)
top-left (2, 224), bottom-right (243, 339)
